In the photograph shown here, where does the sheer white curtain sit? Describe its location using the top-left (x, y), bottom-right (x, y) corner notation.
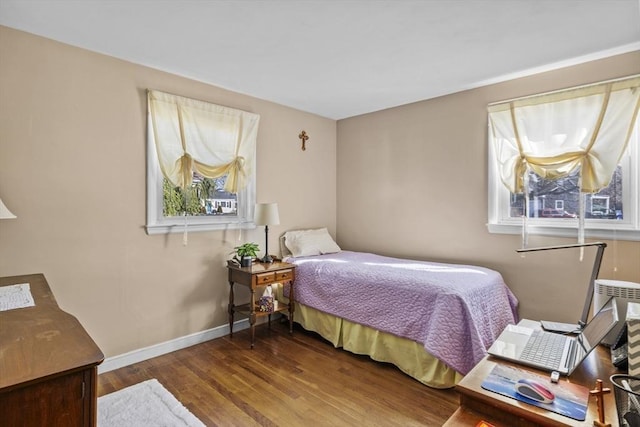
top-left (488, 75), bottom-right (640, 247)
top-left (147, 90), bottom-right (260, 193)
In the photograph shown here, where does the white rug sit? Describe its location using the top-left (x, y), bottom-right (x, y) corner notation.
top-left (98, 379), bottom-right (205, 427)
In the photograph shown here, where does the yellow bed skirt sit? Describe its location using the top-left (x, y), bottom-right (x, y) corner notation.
top-left (293, 302), bottom-right (463, 389)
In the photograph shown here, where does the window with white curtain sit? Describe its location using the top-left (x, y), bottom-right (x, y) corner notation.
top-left (146, 90), bottom-right (260, 235)
top-left (488, 75), bottom-right (640, 242)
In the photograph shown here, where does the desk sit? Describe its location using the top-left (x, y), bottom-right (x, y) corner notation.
top-left (0, 274), bottom-right (104, 427)
top-left (227, 261), bottom-right (296, 348)
top-left (444, 327), bottom-right (619, 426)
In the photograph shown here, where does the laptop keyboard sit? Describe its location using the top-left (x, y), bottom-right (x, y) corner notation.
top-left (519, 330), bottom-right (566, 370)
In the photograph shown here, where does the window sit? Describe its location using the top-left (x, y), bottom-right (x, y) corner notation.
top-left (488, 76), bottom-right (640, 242)
top-left (162, 174), bottom-right (237, 217)
top-left (507, 166), bottom-right (624, 220)
top-left (146, 90), bottom-right (259, 235)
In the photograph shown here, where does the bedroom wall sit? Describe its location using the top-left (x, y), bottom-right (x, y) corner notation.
top-left (337, 51), bottom-right (640, 322)
top-left (0, 26), bottom-right (337, 357)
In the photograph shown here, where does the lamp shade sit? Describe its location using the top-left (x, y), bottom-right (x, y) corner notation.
top-left (254, 203), bottom-right (279, 226)
top-left (0, 198), bottom-right (16, 219)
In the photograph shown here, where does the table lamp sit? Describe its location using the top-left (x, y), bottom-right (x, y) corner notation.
top-left (254, 203), bottom-right (279, 263)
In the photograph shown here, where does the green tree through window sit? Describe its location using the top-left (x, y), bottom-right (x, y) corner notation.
top-left (162, 173), bottom-right (237, 218)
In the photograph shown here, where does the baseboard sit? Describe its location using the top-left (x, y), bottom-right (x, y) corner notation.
top-left (98, 318), bottom-right (251, 374)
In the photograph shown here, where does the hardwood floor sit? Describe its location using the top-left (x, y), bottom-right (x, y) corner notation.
top-left (98, 320), bottom-right (459, 426)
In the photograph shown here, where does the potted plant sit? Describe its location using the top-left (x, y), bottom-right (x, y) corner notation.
top-left (233, 242), bottom-right (260, 267)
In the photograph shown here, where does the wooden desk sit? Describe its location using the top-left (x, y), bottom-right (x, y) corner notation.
top-left (444, 340), bottom-right (620, 426)
top-left (227, 261), bottom-right (296, 348)
top-left (0, 274), bottom-right (104, 427)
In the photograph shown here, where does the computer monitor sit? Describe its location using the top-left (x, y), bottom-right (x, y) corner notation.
top-left (516, 242), bottom-right (606, 332)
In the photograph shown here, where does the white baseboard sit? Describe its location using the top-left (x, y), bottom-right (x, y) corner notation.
top-left (99, 318), bottom-right (251, 374)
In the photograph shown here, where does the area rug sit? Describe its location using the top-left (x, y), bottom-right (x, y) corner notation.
top-left (98, 379), bottom-right (205, 427)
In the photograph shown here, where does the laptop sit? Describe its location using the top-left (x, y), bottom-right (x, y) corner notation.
top-left (487, 297), bottom-right (618, 375)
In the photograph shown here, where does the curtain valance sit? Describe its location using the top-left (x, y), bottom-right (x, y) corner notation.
top-left (488, 75), bottom-right (640, 195)
top-left (147, 90), bottom-right (260, 193)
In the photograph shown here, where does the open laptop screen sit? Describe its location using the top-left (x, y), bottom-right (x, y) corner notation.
top-left (578, 298), bottom-right (617, 352)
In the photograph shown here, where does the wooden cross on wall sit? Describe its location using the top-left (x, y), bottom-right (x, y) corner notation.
top-left (299, 130), bottom-right (309, 151)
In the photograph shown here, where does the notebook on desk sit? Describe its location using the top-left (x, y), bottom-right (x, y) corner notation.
top-left (540, 320), bottom-right (581, 334)
top-left (487, 297), bottom-right (618, 375)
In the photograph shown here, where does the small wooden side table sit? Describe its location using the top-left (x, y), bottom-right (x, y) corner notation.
top-left (227, 260), bottom-right (296, 348)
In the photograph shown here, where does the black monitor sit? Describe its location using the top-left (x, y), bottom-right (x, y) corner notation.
top-left (516, 242), bottom-right (606, 331)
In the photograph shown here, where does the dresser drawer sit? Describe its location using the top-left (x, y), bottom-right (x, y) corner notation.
top-left (256, 272), bottom-right (275, 284)
top-left (276, 269), bottom-right (294, 281)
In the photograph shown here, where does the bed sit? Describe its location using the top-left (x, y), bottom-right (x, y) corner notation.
top-left (278, 228), bottom-right (519, 389)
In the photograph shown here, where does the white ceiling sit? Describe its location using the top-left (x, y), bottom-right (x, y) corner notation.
top-left (1, 0), bottom-right (639, 120)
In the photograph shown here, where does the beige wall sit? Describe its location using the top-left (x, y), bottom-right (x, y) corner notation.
top-left (1, 24), bottom-right (639, 359)
top-left (0, 26), bottom-right (337, 357)
top-left (337, 51), bottom-right (640, 322)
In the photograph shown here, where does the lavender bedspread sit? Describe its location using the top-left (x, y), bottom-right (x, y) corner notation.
top-left (286, 251), bottom-right (518, 375)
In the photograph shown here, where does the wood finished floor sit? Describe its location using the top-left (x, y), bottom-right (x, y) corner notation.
top-left (98, 320), bottom-right (459, 426)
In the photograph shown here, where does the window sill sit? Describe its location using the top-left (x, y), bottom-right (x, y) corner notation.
top-left (487, 223), bottom-right (640, 242)
top-left (146, 221), bottom-right (255, 235)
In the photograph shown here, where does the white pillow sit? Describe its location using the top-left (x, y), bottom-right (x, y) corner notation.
top-left (284, 228), bottom-right (341, 257)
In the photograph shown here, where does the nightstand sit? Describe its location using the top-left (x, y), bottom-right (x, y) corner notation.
top-left (227, 260), bottom-right (296, 348)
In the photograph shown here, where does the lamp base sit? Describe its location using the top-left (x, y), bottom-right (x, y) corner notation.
top-left (261, 224), bottom-right (274, 263)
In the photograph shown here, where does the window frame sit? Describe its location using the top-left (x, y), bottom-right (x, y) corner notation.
top-left (145, 115), bottom-right (256, 235)
top-left (488, 120), bottom-right (640, 242)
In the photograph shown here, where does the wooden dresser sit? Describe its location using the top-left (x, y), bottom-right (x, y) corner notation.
top-left (0, 274), bottom-right (104, 427)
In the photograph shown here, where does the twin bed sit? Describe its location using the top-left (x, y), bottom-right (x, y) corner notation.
top-left (278, 228), bottom-right (519, 389)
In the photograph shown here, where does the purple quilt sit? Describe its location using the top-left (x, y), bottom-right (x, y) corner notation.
top-left (285, 251), bottom-right (518, 375)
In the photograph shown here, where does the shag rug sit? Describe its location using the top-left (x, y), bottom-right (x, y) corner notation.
top-left (98, 379), bottom-right (205, 427)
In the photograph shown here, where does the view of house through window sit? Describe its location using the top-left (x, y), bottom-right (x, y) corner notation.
top-left (163, 173), bottom-right (237, 218)
top-left (509, 166), bottom-right (623, 220)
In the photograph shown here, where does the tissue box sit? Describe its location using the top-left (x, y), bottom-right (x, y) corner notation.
top-left (627, 302), bottom-right (640, 375)
top-left (258, 296), bottom-right (274, 312)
